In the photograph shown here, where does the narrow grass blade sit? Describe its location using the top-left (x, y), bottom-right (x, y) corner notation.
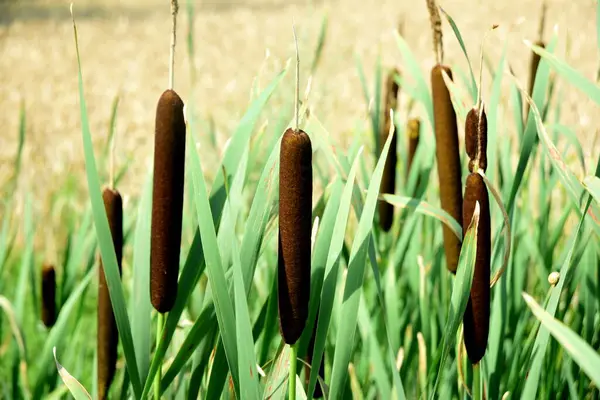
top-left (521, 197), bottom-right (593, 398)
top-left (487, 42), bottom-right (507, 184)
top-left (187, 123), bottom-right (240, 396)
top-left (380, 194), bottom-right (462, 240)
top-left (393, 31), bottom-right (434, 126)
top-left (523, 292), bottom-right (600, 388)
top-left (53, 347), bottom-right (91, 400)
top-left (527, 41), bottom-right (600, 105)
top-left (439, 7), bottom-right (477, 102)
top-left (506, 34), bottom-right (557, 214)
top-left (584, 176), bottom-right (600, 205)
top-left (264, 344), bottom-right (291, 399)
top-left (310, 13), bottom-right (328, 75)
top-left (307, 152), bottom-right (361, 398)
top-left (229, 196), bottom-right (261, 398)
top-left (14, 194), bottom-right (33, 325)
top-left (0, 296), bottom-right (28, 396)
top-left (328, 125), bottom-right (395, 398)
top-left (70, 8), bottom-right (141, 396)
top-left (209, 69), bottom-right (286, 225)
top-left (131, 172), bottom-right (153, 383)
top-left (429, 204), bottom-right (480, 399)
top-left (35, 267), bottom-right (94, 394)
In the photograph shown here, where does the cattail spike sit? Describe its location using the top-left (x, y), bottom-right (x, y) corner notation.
top-left (406, 118), bottom-right (420, 181)
top-left (378, 68), bottom-right (400, 232)
top-left (462, 173), bottom-right (491, 364)
top-left (151, 89), bottom-right (186, 313)
top-left (278, 128), bottom-right (313, 345)
top-left (425, 0), bottom-right (443, 64)
top-left (41, 264), bottom-right (56, 328)
top-left (431, 65), bottom-right (463, 273)
top-left (465, 106), bottom-right (488, 173)
top-left (98, 188), bottom-right (123, 400)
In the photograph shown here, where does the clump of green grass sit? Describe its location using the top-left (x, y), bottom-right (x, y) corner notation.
top-left (1, 2), bottom-right (599, 400)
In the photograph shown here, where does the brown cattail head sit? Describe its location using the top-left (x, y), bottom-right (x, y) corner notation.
top-left (431, 64), bottom-right (463, 273)
top-left (41, 264), bottom-right (56, 328)
top-left (406, 118), bottom-right (421, 180)
top-left (151, 89), bottom-right (186, 313)
top-left (305, 311), bottom-right (325, 398)
top-left (527, 41), bottom-right (545, 100)
top-left (465, 107), bottom-right (488, 173)
top-left (278, 127), bottom-right (312, 345)
top-left (462, 173), bottom-right (490, 364)
top-left (98, 188), bottom-right (123, 400)
top-left (378, 68), bottom-right (400, 232)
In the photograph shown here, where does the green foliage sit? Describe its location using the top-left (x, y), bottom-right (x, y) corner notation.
top-left (0, 5), bottom-right (598, 400)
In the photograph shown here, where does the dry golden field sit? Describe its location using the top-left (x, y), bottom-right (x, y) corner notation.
top-left (0, 0), bottom-right (598, 216)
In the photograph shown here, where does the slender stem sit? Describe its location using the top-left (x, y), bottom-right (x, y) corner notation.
top-left (154, 313), bottom-right (165, 400)
top-left (289, 344), bottom-right (298, 400)
top-left (169, 0), bottom-right (179, 90)
top-left (472, 363), bottom-right (482, 400)
top-left (292, 22), bottom-right (300, 132)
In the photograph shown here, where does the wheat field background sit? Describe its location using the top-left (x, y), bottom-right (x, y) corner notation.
top-left (0, 0), bottom-right (597, 218)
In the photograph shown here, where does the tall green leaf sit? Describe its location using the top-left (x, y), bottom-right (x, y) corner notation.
top-left (523, 292), bottom-right (600, 388)
top-left (328, 126), bottom-right (394, 398)
top-left (70, 8), bottom-right (141, 397)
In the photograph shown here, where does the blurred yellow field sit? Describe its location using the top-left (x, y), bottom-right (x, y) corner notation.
top-left (1, 0), bottom-right (597, 208)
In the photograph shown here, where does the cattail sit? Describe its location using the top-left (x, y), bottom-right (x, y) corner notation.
top-left (525, 40), bottom-right (545, 121)
top-left (41, 264), bottom-right (56, 328)
top-left (305, 312), bottom-right (325, 398)
top-left (406, 118), bottom-right (420, 180)
top-left (432, 65), bottom-right (463, 273)
top-left (527, 41), bottom-right (545, 98)
top-left (462, 173), bottom-right (490, 364)
top-left (150, 89), bottom-right (186, 313)
top-left (465, 107), bottom-right (488, 173)
top-left (278, 127), bottom-right (312, 344)
top-left (98, 188), bottom-right (123, 400)
top-left (378, 68), bottom-right (400, 232)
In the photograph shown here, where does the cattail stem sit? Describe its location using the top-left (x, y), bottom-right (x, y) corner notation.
top-left (425, 0), bottom-right (443, 64)
top-left (293, 23), bottom-right (300, 132)
top-left (472, 363), bottom-right (482, 400)
top-left (169, 0), bottom-right (179, 90)
top-left (154, 313), bottom-right (164, 400)
top-left (289, 344), bottom-right (298, 400)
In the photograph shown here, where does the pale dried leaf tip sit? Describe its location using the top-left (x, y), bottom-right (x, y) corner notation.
top-left (396, 347), bottom-right (404, 370)
top-left (311, 216), bottom-right (320, 254)
top-left (501, 392), bottom-right (511, 400)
